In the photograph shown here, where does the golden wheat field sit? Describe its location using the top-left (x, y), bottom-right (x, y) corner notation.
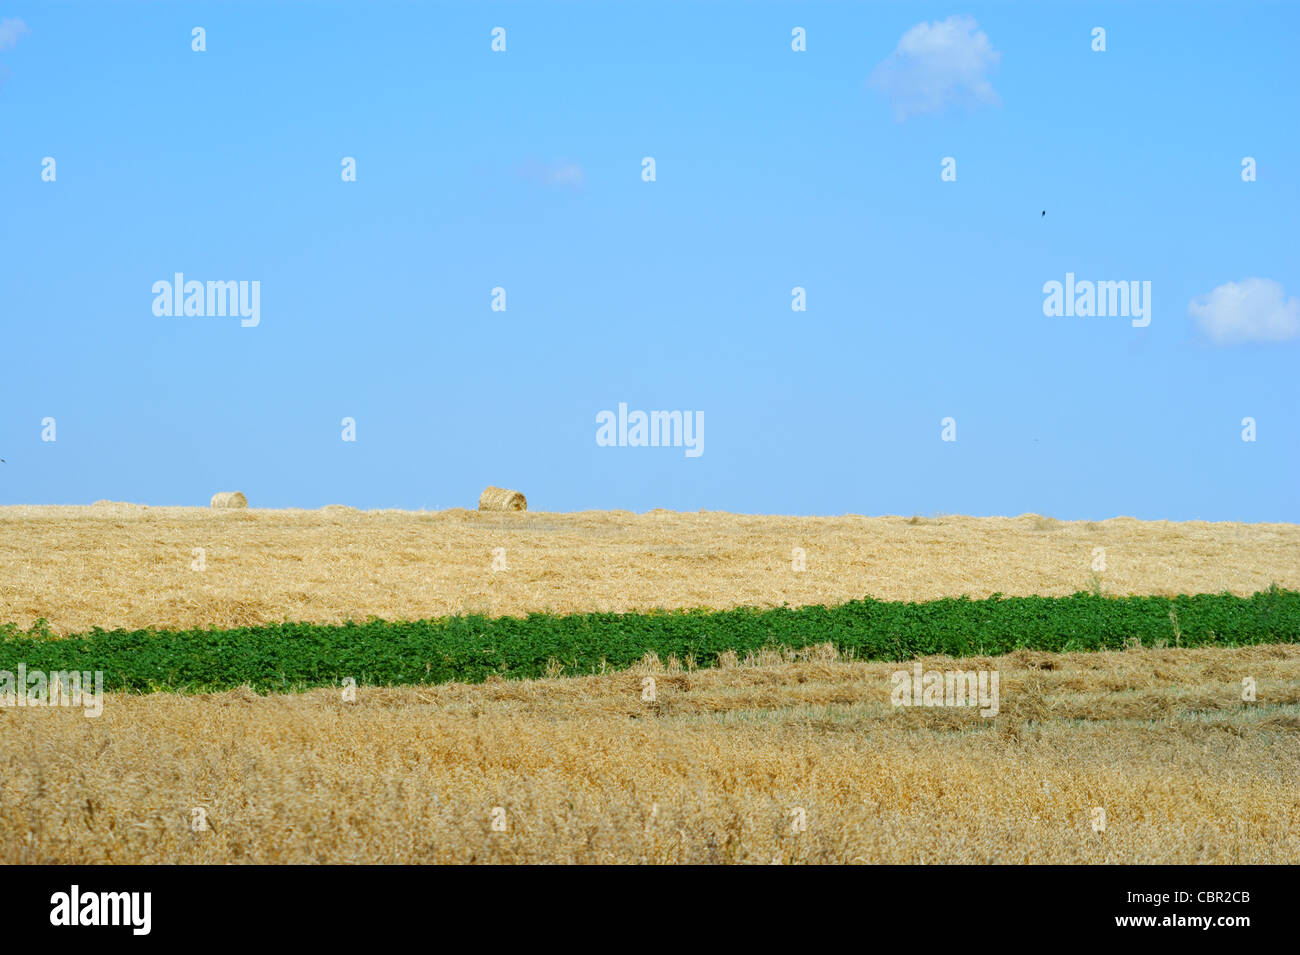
top-left (2, 506), bottom-right (1298, 864)
top-left (3, 645), bottom-right (1298, 864)
top-left (2, 505), bottom-right (1298, 634)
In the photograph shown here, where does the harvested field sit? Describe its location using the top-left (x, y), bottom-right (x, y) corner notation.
top-left (5, 506), bottom-right (1297, 865)
top-left (2, 506), bottom-right (1298, 635)
top-left (3, 644), bottom-right (1297, 864)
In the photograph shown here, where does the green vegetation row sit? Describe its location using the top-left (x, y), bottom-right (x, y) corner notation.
top-left (2, 588), bottom-right (1297, 694)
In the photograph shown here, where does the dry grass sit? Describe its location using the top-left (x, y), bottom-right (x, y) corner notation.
top-left (3, 644), bottom-right (1297, 864)
top-left (2, 506), bottom-right (1297, 634)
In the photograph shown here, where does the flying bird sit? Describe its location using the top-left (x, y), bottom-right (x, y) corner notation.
top-left (1041, 210), bottom-right (1046, 217)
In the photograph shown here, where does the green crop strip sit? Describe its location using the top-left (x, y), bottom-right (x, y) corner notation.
top-left (1, 588), bottom-right (1297, 694)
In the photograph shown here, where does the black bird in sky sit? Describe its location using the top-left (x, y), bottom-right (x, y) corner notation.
top-left (1041, 210), bottom-right (1046, 217)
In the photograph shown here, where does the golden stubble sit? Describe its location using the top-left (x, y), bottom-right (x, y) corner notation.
top-left (2, 506), bottom-right (1297, 634)
top-left (3, 644), bottom-right (1297, 864)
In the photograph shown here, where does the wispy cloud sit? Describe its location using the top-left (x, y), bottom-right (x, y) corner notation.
top-left (0, 17), bottom-right (29, 52)
top-left (869, 15), bottom-right (1000, 121)
top-left (517, 158), bottom-right (585, 190)
top-left (1189, 279), bottom-right (1300, 345)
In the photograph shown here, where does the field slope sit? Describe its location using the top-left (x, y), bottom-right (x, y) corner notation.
top-left (2, 505), bottom-right (1299, 634)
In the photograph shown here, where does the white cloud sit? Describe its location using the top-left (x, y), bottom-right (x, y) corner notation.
top-left (0, 18), bottom-right (29, 52)
top-left (869, 16), bottom-right (1000, 121)
top-left (517, 159), bottom-right (585, 189)
top-left (1188, 279), bottom-right (1300, 345)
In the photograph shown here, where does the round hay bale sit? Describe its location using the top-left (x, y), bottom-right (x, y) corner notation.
top-left (210, 491), bottom-right (248, 509)
top-left (478, 486), bottom-right (526, 512)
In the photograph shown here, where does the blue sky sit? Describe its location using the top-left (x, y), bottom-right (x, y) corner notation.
top-left (1, 2), bottom-right (1297, 520)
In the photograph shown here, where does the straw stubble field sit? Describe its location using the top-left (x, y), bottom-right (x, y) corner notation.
top-left (3, 505), bottom-right (1298, 634)
top-left (2, 505), bottom-right (1298, 864)
top-left (3, 646), bottom-right (1298, 864)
